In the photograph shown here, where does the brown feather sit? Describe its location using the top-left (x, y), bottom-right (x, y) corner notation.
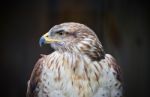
top-left (26, 56), bottom-right (45, 97)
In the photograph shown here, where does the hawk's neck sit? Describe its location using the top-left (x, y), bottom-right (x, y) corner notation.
top-left (44, 51), bottom-right (93, 69)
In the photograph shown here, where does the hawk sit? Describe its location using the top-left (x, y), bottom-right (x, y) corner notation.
top-left (27, 22), bottom-right (123, 97)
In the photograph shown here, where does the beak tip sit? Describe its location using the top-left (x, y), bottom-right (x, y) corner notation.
top-left (39, 37), bottom-right (45, 47)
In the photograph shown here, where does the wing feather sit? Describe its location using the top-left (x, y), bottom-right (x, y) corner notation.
top-left (105, 54), bottom-right (122, 82)
top-left (26, 56), bottom-right (44, 97)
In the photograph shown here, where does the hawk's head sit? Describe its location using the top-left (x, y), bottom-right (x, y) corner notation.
top-left (39, 22), bottom-right (104, 60)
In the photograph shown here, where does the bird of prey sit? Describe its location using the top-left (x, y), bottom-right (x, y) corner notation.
top-left (27, 22), bottom-right (123, 97)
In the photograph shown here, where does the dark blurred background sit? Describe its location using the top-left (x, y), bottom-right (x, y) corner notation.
top-left (0, 0), bottom-right (149, 97)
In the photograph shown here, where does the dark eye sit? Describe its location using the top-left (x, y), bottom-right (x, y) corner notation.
top-left (58, 31), bottom-right (63, 35)
top-left (55, 30), bottom-right (64, 35)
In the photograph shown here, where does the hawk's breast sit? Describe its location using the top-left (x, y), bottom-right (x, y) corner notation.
top-left (36, 51), bottom-right (103, 97)
top-left (33, 52), bottom-right (122, 97)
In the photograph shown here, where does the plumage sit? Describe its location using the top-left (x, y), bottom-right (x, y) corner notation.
top-left (27, 22), bottom-right (123, 97)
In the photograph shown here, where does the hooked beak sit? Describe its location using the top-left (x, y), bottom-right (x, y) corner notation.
top-left (39, 32), bottom-right (61, 47)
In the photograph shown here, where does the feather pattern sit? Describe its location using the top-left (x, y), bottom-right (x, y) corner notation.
top-left (27, 22), bottom-right (123, 97)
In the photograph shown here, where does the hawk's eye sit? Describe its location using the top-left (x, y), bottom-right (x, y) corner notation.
top-left (55, 30), bottom-right (64, 35)
top-left (58, 32), bottom-right (63, 35)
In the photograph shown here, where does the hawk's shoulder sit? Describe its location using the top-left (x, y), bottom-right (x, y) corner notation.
top-left (26, 55), bottom-right (46, 97)
top-left (105, 54), bottom-right (122, 82)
